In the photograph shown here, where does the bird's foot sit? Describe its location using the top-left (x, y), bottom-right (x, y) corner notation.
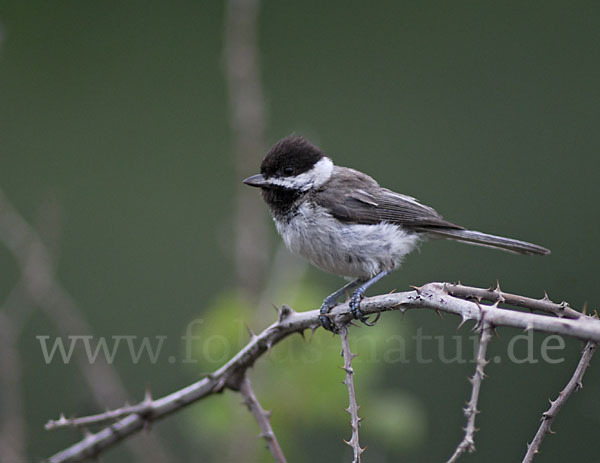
top-left (319, 298), bottom-right (338, 333)
top-left (349, 291), bottom-right (379, 327)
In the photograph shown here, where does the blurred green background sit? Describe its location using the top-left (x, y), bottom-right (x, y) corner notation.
top-left (1, 0), bottom-right (599, 462)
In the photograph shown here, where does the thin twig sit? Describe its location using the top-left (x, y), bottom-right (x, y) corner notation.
top-left (45, 397), bottom-right (154, 431)
top-left (522, 341), bottom-right (597, 463)
top-left (239, 375), bottom-right (287, 463)
top-left (408, 284), bottom-right (598, 342)
top-left (445, 283), bottom-right (582, 319)
top-left (446, 322), bottom-right (493, 463)
top-left (340, 325), bottom-right (364, 463)
top-left (45, 284), bottom-right (600, 462)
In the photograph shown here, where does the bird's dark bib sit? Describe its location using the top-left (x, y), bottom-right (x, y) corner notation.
top-left (262, 186), bottom-right (303, 222)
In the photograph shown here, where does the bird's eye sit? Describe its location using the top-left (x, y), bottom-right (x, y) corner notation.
top-left (283, 166), bottom-right (294, 176)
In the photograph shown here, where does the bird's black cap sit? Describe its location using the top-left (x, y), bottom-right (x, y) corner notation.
top-left (260, 135), bottom-right (324, 179)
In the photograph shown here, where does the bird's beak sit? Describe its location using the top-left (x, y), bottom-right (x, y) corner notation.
top-left (243, 173), bottom-right (268, 188)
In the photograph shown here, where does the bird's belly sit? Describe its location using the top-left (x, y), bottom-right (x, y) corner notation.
top-left (275, 207), bottom-right (420, 279)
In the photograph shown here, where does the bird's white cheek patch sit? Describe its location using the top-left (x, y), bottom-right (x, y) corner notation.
top-left (266, 157), bottom-right (334, 191)
top-left (310, 157), bottom-right (334, 188)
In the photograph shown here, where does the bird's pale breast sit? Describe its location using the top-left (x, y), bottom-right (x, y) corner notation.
top-left (275, 202), bottom-right (420, 279)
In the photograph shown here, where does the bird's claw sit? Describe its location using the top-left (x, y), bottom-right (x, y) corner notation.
top-left (319, 314), bottom-right (336, 332)
top-left (349, 293), bottom-right (367, 322)
top-left (320, 288), bottom-right (381, 332)
top-left (350, 292), bottom-right (379, 326)
top-left (319, 301), bottom-right (337, 333)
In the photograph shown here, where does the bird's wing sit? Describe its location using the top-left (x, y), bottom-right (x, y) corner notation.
top-left (313, 166), bottom-right (463, 230)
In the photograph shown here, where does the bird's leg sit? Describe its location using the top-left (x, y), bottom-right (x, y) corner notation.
top-left (349, 270), bottom-right (390, 326)
top-left (319, 278), bottom-right (363, 332)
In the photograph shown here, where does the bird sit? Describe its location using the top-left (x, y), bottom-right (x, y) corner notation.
top-left (243, 135), bottom-right (550, 332)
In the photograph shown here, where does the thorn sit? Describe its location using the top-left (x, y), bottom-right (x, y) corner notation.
top-left (259, 431), bottom-right (274, 440)
top-left (542, 291), bottom-right (551, 302)
top-left (582, 303), bottom-right (588, 315)
top-left (495, 280), bottom-right (502, 292)
top-left (435, 309), bottom-right (443, 319)
top-left (410, 285), bottom-right (423, 294)
top-left (245, 323), bottom-right (256, 339)
top-left (297, 329), bottom-right (306, 341)
top-left (212, 376), bottom-right (226, 393)
top-left (524, 321), bottom-right (534, 332)
top-left (456, 314), bottom-right (470, 330)
top-left (144, 387), bottom-right (152, 403)
top-left (278, 304), bottom-right (294, 322)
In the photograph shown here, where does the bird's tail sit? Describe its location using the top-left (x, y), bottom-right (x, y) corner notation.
top-left (423, 227), bottom-right (550, 256)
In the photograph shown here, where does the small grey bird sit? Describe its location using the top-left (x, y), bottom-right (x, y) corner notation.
top-left (243, 135), bottom-right (549, 331)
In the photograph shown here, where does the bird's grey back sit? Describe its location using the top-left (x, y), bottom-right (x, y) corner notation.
top-left (312, 166), bottom-right (462, 231)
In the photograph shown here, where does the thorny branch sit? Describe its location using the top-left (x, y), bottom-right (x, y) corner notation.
top-left (45, 392), bottom-right (155, 431)
top-left (445, 283), bottom-right (583, 320)
top-left (446, 322), bottom-right (493, 463)
top-left (340, 325), bottom-right (364, 463)
top-left (522, 341), bottom-right (597, 463)
top-left (239, 375), bottom-right (287, 463)
top-left (45, 284), bottom-right (600, 462)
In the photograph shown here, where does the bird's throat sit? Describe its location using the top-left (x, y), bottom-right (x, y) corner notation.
top-left (261, 187), bottom-right (304, 221)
